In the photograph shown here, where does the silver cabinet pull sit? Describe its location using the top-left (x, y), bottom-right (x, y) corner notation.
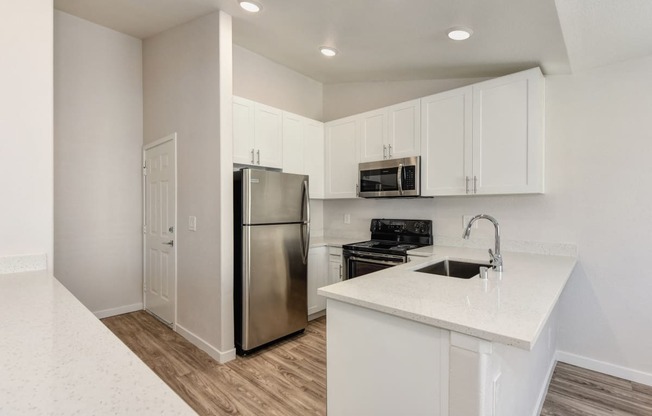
top-left (356, 184), bottom-right (360, 197)
top-left (473, 176), bottom-right (478, 194)
top-left (339, 264), bottom-right (343, 280)
top-left (465, 176), bottom-right (470, 194)
top-left (388, 144), bottom-right (392, 158)
top-left (256, 149), bottom-right (260, 165)
top-left (383, 145), bottom-right (387, 159)
top-left (163, 240), bottom-right (174, 247)
top-left (250, 149), bottom-right (254, 163)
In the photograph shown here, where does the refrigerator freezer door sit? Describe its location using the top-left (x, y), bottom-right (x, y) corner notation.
top-left (239, 223), bottom-right (308, 351)
top-left (242, 169), bottom-right (309, 225)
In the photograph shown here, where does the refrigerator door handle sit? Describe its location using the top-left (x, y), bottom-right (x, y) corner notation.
top-left (301, 180), bottom-right (310, 264)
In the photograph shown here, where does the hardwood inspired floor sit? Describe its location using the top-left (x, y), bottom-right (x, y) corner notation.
top-left (103, 311), bottom-right (326, 416)
top-left (541, 362), bottom-right (652, 416)
top-left (104, 311), bottom-right (652, 416)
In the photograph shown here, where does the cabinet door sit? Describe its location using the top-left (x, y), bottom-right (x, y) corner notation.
top-left (358, 108), bottom-right (387, 162)
top-left (304, 119), bottom-right (325, 199)
top-left (324, 117), bottom-right (359, 199)
top-left (421, 87), bottom-right (473, 196)
top-left (329, 257), bottom-right (343, 285)
top-left (254, 103), bottom-right (283, 169)
top-left (233, 96), bottom-right (256, 165)
top-left (472, 68), bottom-right (544, 194)
top-left (282, 112), bottom-right (304, 174)
top-left (307, 247), bottom-right (328, 316)
top-left (387, 99), bottom-right (420, 160)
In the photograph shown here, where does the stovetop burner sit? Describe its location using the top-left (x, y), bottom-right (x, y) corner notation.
top-left (342, 219), bottom-right (433, 255)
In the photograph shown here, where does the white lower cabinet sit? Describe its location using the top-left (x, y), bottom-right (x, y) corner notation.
top-left (307, 246), bottom-right (328, 317)
top-left (328, 247), bottom-right (343, 284)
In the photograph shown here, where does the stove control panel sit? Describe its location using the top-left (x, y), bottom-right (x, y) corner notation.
top-left (370, 219), bottom-right (432, 236)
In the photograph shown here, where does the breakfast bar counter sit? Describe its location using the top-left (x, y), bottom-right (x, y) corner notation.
top-left (0, 270), bottom-right (196, 415)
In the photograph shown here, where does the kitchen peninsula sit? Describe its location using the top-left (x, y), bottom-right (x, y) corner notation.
top-left (319, 246), bottom-right (577, 416)
top-left (0, 270), bottom-right (196, 415)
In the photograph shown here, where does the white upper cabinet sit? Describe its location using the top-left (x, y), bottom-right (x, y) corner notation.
top-left (358, 99), bottom-right (421, 163)
top-left (421, 68), bottom-right (544, 196)
top-left (325, 116), bottom-right (359, 198)
top-left (282, 112), bottom-right (304, 174)
top-left (358, 109), bottom-right (387, 162)
top-left (472, 68), bottom-right (544, 194)
top-left (232, 96), bottom-right (283, 169)
top-left (387, 99), bottom-right (421, 160)
top-left (421, 86), bottom-right (473, 196)
top-left (282, 112), bottom-right (325, 199)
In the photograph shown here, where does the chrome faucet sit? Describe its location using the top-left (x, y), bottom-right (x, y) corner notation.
top-left (462, 214), bottom-right (503, 272)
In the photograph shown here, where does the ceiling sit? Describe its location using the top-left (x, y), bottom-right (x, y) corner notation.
top-left (53, 0), bottom-right (652, 84)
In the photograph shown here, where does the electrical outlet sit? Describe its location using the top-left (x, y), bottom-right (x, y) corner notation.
top-left (344, 214), bottom-right (351, 224)
top-left (463, 215), bottom-right (479, 229)
top-left (188, 216), bottom-right (197, 231)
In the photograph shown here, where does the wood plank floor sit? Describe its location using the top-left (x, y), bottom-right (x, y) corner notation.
top-left (103, 311), bottom-right (326, 416)
top-left (541, 362), bottom-right (652, 415)
top-left (103, 311), bottom-right (652, 416)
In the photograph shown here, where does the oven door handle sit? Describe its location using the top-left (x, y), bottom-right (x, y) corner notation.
top-left (348, 256), bottom-right (404, 266)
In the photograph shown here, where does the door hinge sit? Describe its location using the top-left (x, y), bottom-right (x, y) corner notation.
top-left (142, 165), bottom-right (147, 176)
top-left (143, 225), bottom-right (147, 234)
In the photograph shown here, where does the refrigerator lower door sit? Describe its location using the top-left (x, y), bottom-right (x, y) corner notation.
top-left (238, 223), bottom-right (308, 352)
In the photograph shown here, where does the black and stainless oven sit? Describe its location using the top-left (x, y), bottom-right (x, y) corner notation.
top-left (343, 219), bottom-right (432, 279)
top-left (358, 156), bottom-right (420, 198)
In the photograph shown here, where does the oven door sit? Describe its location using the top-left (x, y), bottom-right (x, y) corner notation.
top-left (344, 250), bottom-right (406, 279)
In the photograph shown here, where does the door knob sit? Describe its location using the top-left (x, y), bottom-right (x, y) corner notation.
top-left (163, 240), bottom-right (174, 247)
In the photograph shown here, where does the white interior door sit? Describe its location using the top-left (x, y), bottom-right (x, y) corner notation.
top-left (143, 135), bottom-right (176, 326)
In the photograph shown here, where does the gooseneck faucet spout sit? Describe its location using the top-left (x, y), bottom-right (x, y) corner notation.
top-left (462, 214), bottom-right (503, 272)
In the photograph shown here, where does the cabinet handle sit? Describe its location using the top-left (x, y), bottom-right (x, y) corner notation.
top-left (250, 149), bottom-right (255, 164)
top-left (339, 264), bottom-right (343, 280)
top-left (465, 176), bottom-right (470, 194)
top-left (473, 176), bottom-right (478, 194)
top-left (388, 144), bottom-right (392, 158)
top-left (356, 184), bottom-right (360, 197)
top-left (383, 145), bottom-right (387, 159)
top-left (257, 149), bottom-right (260, 165)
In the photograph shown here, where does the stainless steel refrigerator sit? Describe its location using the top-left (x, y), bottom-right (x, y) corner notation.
top-left (234, 168), bottom-right (310, 354)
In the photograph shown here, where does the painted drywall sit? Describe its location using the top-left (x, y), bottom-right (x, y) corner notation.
top-left (233, 45), bottom-right (323, 121)
top-left (323, 55), bottom-right (652, 381)
top-left (53, 11), bottom-right (143, 316)
top-left (0, 1), bottom-right (53, 269)
top-left (323, 78), bottom-right (489, 122)
top-left (144, 11), bottom-right (234, 361)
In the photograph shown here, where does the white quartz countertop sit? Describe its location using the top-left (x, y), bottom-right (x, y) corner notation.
top-left (319, 246), bottom-right (577, 350)
top-left (309, 236), bottom-right (359, 248)
top-left (0, 270), bottom-right (196, 415)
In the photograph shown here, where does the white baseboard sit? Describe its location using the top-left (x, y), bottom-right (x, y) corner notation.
top-left (532, 355), bottom-right (559, 416)
top-left (175, 323), bottom-right (236, 364)
top-left (94, 303), bottom-right (143, 319)
top-left (556, 350), bottom-right (652, 387)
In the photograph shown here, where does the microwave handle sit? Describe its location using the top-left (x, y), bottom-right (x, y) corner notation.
top-left (397, 163), bottom-right (403, 195)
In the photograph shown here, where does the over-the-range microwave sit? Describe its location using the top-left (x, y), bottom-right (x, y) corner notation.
top-left (358, 156), bottom-right (420, 198)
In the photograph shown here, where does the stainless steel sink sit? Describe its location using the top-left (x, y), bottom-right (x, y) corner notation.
top-left (415, 259), bottom-right (490, 279)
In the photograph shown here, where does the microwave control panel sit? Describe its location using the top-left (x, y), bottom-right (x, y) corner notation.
top-left (402, 166), bottom-right (416, 190)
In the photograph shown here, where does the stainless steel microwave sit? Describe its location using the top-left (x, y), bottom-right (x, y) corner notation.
top-left (358, 156), bottom-right (420, 198)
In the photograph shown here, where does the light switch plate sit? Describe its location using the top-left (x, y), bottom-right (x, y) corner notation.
top-left (188, 216), bottom-right (197, 231)
top-left (344, 214), bottom-right (351, 224)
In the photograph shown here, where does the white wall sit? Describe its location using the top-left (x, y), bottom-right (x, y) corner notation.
top-left (323, 55), bottom-right (652, 381)
top-left (233, 45), bottom-right (323, 120)
top-left (0, 1), bottom-right (53, 268)
top-left (144, 11), bottom-right (234, 362)
top-left (53, 11), bottom-right (143, 316)
top-left (323, 77), bottom-right (488, 122)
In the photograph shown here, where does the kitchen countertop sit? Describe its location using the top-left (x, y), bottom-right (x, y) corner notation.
top-left (309, 236), bottom-right (359, 248)
top-left (319, 245), bottom-right (577, 350)
top-left (0, 270), bottom-right (196, 415)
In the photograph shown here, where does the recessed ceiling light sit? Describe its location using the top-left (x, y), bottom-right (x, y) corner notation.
top-left (447, 27), bottom-right (473, 41)
top-left (239, 1), bottom-right (261, 13)
top-left (320, 46), bottom-right (338, 57)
